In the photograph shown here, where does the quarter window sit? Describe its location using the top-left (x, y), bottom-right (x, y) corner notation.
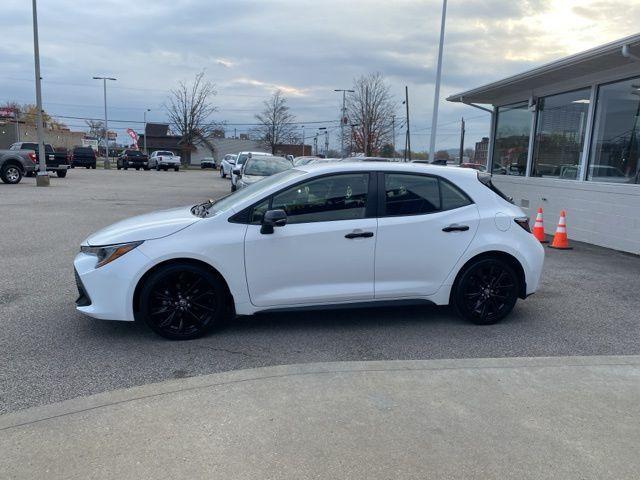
top-left (383, 173), bottom-right (471, 216)
top-left (270, 173), bottom-right (369, 224)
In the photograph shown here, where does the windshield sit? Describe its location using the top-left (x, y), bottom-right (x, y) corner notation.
top-left (244, 157), bottom-right (292, 176)
top-left (194, 169), bottom-right (304, 217)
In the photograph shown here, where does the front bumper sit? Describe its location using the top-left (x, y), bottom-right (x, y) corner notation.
top-left (74, 248), bottom-right (151, 321)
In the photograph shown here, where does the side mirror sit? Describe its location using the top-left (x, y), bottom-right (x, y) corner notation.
top-left (260, 209), bottom-right (287, 234)
top-left (233, 168), bottom-right (242, 175)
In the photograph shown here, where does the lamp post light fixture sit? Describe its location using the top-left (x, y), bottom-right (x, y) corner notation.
top-left (93, 76), bottom-right (117, 168)
top-left (334, 89), bottom-right (354, 158)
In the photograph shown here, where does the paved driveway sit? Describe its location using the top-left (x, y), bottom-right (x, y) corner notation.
top-left (2, 168), bottom-right (639, 414)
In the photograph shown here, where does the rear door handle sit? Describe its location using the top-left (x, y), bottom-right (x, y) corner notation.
top-left (442, 224), bottom-right (469, 232)
top-left (345, 231), bottom-right (374, 239)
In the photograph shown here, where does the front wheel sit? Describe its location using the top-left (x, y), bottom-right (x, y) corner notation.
top-left (220, 168), bottom-right (226, 178)
top-left (1, 164), bottom-right (22, 184)
top-left (174, 166), bottom-right (179, 172)
top-left (139, 264), bottom-right (227, 340)
top-left (452, 258), bottom-right (519, 325)
top-left (56, 169), bottom-right (67, 178)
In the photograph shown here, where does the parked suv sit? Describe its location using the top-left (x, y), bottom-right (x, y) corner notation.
top-left (117, 150), bottom-right (149, 170)
top-left (71, 146), bottom-right (97, 169)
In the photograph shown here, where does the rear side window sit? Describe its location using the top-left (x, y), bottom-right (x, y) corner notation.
top-left (477, 173), bottom-right (513, 203)
top-left (383, 173), bottom-right (472, 216)
top-left (20, 143), bottom-right (38, 150)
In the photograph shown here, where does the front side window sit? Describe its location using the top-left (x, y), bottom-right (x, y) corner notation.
top-left (383, 173), bottom-right (471, 216)
top-left (532, 88), bottom-right (590, 180)
top-left (588, 77), bottom-right (640, 184)
top-left (492, 102), bottom-right (531, 176)
top-left (270, 173), bottom-right (369, 224)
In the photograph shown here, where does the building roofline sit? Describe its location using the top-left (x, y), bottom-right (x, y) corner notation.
top-left (447, 32), bottom-right (640, 104)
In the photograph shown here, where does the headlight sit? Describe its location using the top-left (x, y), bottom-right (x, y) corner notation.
top-left (80, 241), bottom-right (143, 268)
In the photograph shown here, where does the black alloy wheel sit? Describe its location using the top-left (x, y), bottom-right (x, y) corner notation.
top-left (453, 258), bottom-right (519, 325)
top-left (140, 264), bottom-right (226, 340)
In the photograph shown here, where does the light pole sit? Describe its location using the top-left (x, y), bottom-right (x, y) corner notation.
top-left (429, 0), bottom-right (447, 163)
top-left (334, 89), bottom-right (354, 158)
top-left (93, 76), bottom-right (116, 168)
top-left (318, 127), bottom-right (328, 157)
top-left (143, 108), bottom-right (150, 154)
top-left (301, 125), bottom-right (305, 155)
top-left (391, 114), bottom-right (396, 160)
top-left (31, 0), bottom-right (48, 186)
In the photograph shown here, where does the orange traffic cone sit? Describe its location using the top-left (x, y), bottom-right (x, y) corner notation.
top-left (548, 210), bottom-right (572, 250)
top-left (532, 207), bottom-right (548, 243)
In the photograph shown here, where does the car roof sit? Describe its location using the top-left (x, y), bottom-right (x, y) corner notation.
top-left (297, 161), bottom-right (478, 179)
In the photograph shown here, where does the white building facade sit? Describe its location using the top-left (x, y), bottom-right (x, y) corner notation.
top-left (449, 34), bottom-right (640, 255)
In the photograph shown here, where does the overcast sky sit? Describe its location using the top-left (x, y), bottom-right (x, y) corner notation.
top-left (1, 0), bottom-right (639, 150)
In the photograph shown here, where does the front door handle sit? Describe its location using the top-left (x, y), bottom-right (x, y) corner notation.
top-left (345, 231), bottom-right (374, 239)
top-left (442, 224), bottom-right (469, 232)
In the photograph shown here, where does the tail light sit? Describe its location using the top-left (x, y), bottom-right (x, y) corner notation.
top-left (28, 152), bottom-right (37, 163)
top-left (514, 217), bottom-right (531, 233)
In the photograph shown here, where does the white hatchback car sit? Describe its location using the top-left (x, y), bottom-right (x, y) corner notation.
top-left (75, 163), bottom-right (544, 340)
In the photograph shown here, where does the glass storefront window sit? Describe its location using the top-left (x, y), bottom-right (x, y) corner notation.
top-left (531, 89), bottom-right (590, 180)
top-left (491, 102), bottom-right (531, 175)
top-left (588, 77), bottom-right (640, 184)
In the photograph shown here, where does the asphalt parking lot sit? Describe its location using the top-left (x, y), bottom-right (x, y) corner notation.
top-left (1, 168), bottom-right (639, 415)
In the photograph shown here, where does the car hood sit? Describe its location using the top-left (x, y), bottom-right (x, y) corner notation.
top-left (85, 206), bottom-right (200, 246)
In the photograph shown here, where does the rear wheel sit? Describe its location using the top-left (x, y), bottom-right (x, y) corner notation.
top-left (452, 258), bottom-right (519, 325)
top-left (174, 166), bottom-right (179, 172)
top-left (91, 164), bottom-right (96, 169)
top-left (56, 169), bottom-right (67, 178)
top-left (140, 264), bottom-right (227, 340)
top-left (1, 164), bottom-right (22, 184)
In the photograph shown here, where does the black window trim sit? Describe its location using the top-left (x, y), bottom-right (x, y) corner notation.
top-left (377, 171), bottom-right (474, 218)
top-left (229, 171), bottom-right (377, 225)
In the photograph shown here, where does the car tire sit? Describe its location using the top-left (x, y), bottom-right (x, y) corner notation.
top-left (139, 263), bottom-right (227, 340)
top-left (70, 165), bottom-right (75, 169)
top-left (92, 164), bottom-right (96, 169)
top-left (57, 169), bottom-right (67, 178)
top-left (220, 168), bottom-right (226, 178)
top-left (231, 183), bottom-right (236, 192)
top-left (1, 163), bottom-right (23, 184)
top-left (86, 166), bottom-right (90, 169)
top-left (174, 166), bottom-right (179, 172)
top-left (117, 166), bottom-right (122, 170)
top-left (452, 257), bottom-right (519, 325)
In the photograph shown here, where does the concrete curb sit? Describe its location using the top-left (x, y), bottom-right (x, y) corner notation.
top-left (3, 355), bottom-right (640, 431)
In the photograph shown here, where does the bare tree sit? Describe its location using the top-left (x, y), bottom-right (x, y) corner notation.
top-left (85, 119), bottom-right (106, 139)
top-left (346, 73), bottom-right (395, 156)
top-left (254, 90), bottom-right (297, 154)
top-left (165, 71), bottom-right (218, 164)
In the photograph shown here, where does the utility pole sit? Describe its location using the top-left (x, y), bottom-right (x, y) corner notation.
top-left (391, 114), bottom-right (396, 160)
top-left (364, 85), bottom-right (369, 156)
top-left (143, 108), bottom-right (150, 154)
top-left (31, 0), bottom-right (48, 186)
top-left (458, 117), bottom-right (465, 165)
top-left (93, 76), bottom-right (116, 168)
top-left (301, 125), bottom-right (305, 155)
top-left (350, 124), bottom-right (357, 156)
top-left (314, 133), bottom-right (318, 155)
top-left (325, 130), bottom-right (329, 156)
top-left (334, 89), bottom-right (354, 157)
top-left (404, 86), bottom-right (411, 162)
top-left (429, 0), bottom-right (448, 163)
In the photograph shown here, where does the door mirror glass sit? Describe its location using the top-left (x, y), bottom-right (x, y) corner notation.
top-left (233, 168), bottom-right (242, 175)
top-left (261, 209), bottom-right (287, 234)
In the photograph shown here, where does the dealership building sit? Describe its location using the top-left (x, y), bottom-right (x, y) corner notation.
top-left (448, 33), bottom-right (640, 255)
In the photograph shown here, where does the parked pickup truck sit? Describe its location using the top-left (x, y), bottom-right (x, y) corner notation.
top-left (0, 148), bottom-right (37, 184)
top-left (149, 151), bottom-right (181, 171)
top-left (9, 142), bottom-right (70, 178)
top-left (70, 146), bottom-right (97, 169)
top-left (117, 149), bottom-right (149, 170)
